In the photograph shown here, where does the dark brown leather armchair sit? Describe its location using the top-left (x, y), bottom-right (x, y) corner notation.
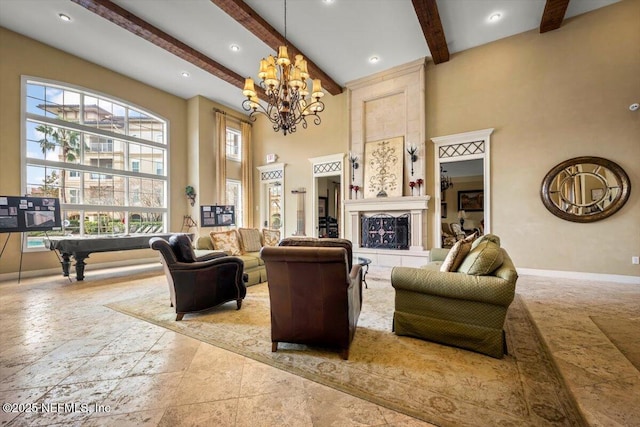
top-left (260, 238), bottom-right (362, 360)
top-left (150, 234), bottom-right (247, 321)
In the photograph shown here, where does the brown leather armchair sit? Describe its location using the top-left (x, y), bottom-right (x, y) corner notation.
top-left (150, 234), bottom-right (247, 321)
top-left (260, 239), bottom-right (363, 360)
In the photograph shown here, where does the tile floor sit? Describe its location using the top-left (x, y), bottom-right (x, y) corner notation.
top-left (0, 264), bottom-right (638, 426)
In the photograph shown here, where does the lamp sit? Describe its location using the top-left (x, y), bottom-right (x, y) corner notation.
top-left (241, 0), bottom-right (325, 136)
top-left (440, 165), bottom-right (453, 192)
top-left (457, 210), bottom-right (467, 228)
top-left (349, 152), bottom-right (359, 182)
top-left (406, 145), bottom-right (418, 176)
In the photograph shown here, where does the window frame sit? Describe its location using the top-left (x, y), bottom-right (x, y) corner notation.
top-left (225, 127), bottom-right (241, 162)
top-left (20, 76), bottom-right (171, 252)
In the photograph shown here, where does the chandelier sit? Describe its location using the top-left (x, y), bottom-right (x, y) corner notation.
top-left (440, 165), bottom-right (453, 192)
top-left (241, 0), bottom-right (325, 136)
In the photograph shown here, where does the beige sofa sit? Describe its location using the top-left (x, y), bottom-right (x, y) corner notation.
top-left (193, 228), bottom-right (280, 286)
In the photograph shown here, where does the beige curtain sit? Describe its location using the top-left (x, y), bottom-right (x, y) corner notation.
top-left (241, 121), bottom-right (253, 226)
top-left (215, 111), bottom-right (227, 204)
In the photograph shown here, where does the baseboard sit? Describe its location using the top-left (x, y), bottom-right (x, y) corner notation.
top-left (0, 257), bottom-right (161, 283)
top-left (518, 268), bottom-right (640, 285)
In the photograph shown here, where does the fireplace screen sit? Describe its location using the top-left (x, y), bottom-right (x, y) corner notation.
top-left (361, 214), bottom-right (410, 249)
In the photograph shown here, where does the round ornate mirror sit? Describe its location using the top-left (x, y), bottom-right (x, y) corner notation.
top-left (541, 156), bottom-right (631, 223)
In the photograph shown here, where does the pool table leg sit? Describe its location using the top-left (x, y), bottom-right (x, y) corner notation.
top-left (74, 255), bottom-right (88, 281)
top-left (60, 253), bottom-right (71, 277)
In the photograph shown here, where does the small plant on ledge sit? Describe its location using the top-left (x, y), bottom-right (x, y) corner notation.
top-left (185, 185), bottom-right (196, 207)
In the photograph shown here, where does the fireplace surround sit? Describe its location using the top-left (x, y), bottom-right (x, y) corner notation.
top-left (344, 195), bottom-right (430, 267)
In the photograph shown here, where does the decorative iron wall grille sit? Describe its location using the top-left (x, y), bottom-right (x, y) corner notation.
top-left (314, 161), bottom-right (341, 174)
top-left (439, 140), bottom-right (485, 159)
top-left (261, 170), bottom-right (283, 181)
top-left (361, 214), bottom-right (410, 249)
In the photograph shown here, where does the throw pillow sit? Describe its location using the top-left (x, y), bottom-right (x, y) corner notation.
top-left (457, 240), bottom-right (504, 276)
top-left (470, 233), bottom-right (500, 251)
top-left (169, 234), bottom-right (196, 263)
top-left (238, 228), bottom-right (263, 253)
top-left (262, 228), bottom-right (281, 247)
top-left (440, 239), bottom-right (472, 272)
top-left (209, 230), bottom-right (242, 256)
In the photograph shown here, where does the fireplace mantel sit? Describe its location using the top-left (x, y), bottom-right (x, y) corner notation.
top-left (344, 195), bottom-right (430, 212)
top-left (344, 195), bottom-right (431, 267)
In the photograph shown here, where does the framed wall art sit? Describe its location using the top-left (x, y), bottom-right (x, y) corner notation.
top-left (458, 190), bottom-right (484, 211)
top-left (363, 136), bottom-right (404, 198)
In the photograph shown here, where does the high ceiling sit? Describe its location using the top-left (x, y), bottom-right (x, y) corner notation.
top-left (0, 0), bottom-right (619, 113)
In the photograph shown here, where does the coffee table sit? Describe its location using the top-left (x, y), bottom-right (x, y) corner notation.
top-left (355, 256), bottom-right (372, 288)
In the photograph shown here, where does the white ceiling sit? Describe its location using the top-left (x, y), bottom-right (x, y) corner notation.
top-left (0, 0), bottom-right (619, 113)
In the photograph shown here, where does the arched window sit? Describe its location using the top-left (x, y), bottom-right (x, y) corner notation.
top-left (22, 77), bottom-right (168, 249)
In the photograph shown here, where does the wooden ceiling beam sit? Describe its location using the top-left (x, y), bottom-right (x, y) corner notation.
top-left (210, 0), bottom-right (343, 95)
top-left (411, 0), bottom-right (450, 64)
top-left (71, 0), bottom-right (267, 99)
top-left (540, 0), bottom-right (570, 33)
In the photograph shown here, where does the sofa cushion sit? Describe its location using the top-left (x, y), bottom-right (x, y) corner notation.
top-left (236, 254), bottom-right (261, 269)
top-left (169, 234), bottom-right (197, 263)
top-left (440, 240), bottom-right (472, 272)
top-left (458, 239), bottom-right (504, 276)
top-left (238, 228), bottom-right (262, 253)
top-left (194, 235), bottom-right (214, 250)
top-left (244, 251), bottom-right (265, 265)
top-left (209, 230), bottom-right (242, 256)
top-left (262, 228), bottom-right (281, 247)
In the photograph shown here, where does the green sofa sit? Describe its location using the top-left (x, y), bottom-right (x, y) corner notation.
top-left (391, 235), bottom-right (518, 358)
top-left (193, 233), bottom-right (267, 286)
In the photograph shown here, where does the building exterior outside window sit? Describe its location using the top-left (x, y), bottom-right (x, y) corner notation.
top-left (22, 78), bottom-right (168, 249)
top-left (226, 179), bottom-right (242, 228)
top-left (226, 128), bottom-right (241, 161)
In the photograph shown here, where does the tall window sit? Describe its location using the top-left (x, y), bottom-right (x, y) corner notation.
top-left (22, 78), bottom-right (168, 249)
top-left (226, 179), bottom-right (242, 227)
top-left (225, 128), bottom-right (241, 161)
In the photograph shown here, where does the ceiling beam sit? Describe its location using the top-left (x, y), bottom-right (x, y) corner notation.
top-left (411, 0), bottom-right (450, 64)
top-left (540, 0), bottom-right (570, 33)
top-left (70, 0), bottom-right (267, 99)
top-left (210, 0), bottom-right (343, 96)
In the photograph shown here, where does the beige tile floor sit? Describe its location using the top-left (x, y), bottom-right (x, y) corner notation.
top-left (0, 264), bottom-right (638, 426)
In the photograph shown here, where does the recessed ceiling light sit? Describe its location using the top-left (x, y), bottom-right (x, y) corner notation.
top-left (58, 13), bottom-right (71, 22)
top-left (369, 56), bottom-right (380, 64)
top-left (230, 44), bottom-right (240, 52)
top-left (181, 72), bottom-right (190, 78)
top-left (322, 0), bottom-right (335, 4)
top-left (488, 12), bottom-right (502, 23)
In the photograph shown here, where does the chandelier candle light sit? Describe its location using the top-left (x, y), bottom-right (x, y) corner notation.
top-left (241, 0), bottom-right (325, 135)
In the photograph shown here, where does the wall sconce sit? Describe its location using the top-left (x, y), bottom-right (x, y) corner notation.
top-left (349, 152), bottom-right (359, 182)
top-left (185, 185), bottom-right (196, 207)
top-left (406, 144), bottom-right (418, 176)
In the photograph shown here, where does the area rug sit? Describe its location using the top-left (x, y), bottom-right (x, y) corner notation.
top-left (107, 268), bottom-right (582, 427)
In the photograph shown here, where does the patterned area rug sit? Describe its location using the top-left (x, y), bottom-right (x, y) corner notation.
top-left (107, 268), bottom-right (582, 426)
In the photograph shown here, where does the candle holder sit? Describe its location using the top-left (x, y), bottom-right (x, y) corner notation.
top-left (349, 152), bottom-right (359, 182)
top-left (406, 145), bottom-right (418, 176)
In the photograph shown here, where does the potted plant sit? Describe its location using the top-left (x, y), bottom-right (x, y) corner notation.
top-left (185, 185), bottom-right (196, 207)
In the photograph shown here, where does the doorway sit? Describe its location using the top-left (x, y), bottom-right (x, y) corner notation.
top-left (432, 129), bottom-right (493, 248)
top-left (310, 153), bottom-right (345, 239)
top-left (316, 176), bottom-right (341, 237)
top-left (440, 159), bottom-right (484, 246)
